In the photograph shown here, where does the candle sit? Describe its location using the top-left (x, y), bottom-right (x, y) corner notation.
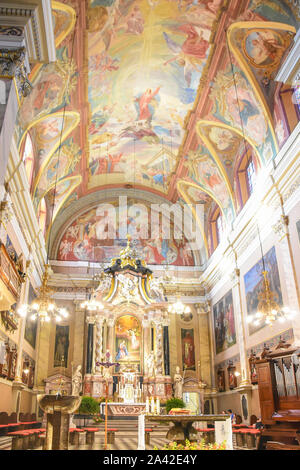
top-left (146, 397), bottom-right (149, 413)
top-left (151, 397), bottom-right (155, 413)
top-left (156, 398), bottom-right (160, 415)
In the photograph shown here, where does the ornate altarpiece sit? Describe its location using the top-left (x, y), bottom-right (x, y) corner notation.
top-left (83, 238), bottom-right (172, 400)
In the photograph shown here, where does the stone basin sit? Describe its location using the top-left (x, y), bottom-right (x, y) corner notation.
top-left (37, 394), bottom-right (81, 414)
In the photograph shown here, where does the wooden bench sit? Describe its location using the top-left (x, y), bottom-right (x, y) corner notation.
top-left (245, 429), bottom-right (261, 448)
top-left (196, 428), bottom-right (215, 444)
top-left (8, 430), bottom-right (31, 450)
top-left (107, 428), bottom-right (118, 444)
top-left (69, 428), bottom-right (86, 446)
top-left (145, 428), bottom-right (153, 445)
top-left (8, 427), bottom-right (46, 450)
top-left (83, 427), bottom-right (100, 445)
top-left (0, 423), bottom-right (23, 436)
top-left (233, 427), bottom-right (253, 448)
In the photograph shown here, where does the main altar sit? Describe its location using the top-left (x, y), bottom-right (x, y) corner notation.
top-left (82, 236), bottom-right (173, 409)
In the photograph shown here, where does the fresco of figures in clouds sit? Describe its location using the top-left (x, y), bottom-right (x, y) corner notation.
top-left (87, 0), bottom-right (217, 191)
top-left (57, 203), bottom-right (196, 265)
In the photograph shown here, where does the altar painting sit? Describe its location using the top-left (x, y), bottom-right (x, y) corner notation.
top-left (54, 325), bottom-right (70, 368)
top-left (115, 315), bottom-right (141, 367)
top-left (244, 246), bottom-right (282, 335)
top-left (181, 328), bottom-right (195, 371)
top-left (24, 284), bottom-right (37, 349)
top-left (213, 290), bottom-right (236, 354)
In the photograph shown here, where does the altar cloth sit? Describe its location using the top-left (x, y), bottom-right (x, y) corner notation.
top-left (100, 402), bottom-right (146, 416)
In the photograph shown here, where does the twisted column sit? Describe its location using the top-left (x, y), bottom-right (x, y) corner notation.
top-left (154, 321), bottom-right (163, 375)
top-left (95, 316), bottom-right (104, 373)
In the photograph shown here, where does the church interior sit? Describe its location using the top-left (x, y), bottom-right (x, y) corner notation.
top-left (0, 0), bottom-right (299, 452)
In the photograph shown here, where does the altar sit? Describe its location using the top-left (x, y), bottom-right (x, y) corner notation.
top-left (100, 402), bottom-right (146, 417)
top-left (82, 236), bottom-right (173, 405)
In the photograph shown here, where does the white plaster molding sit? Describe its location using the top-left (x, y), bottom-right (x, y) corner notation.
top-left (275, 28), bottom-right (300, 84)
top-left (6, 136), bottom-right (47, 285)
top-left (200, 122), bottom-right (300, 295)
top-left (273, 121), bottom-right (300, 168)
top-left (0, 0), bottom-right (56, 63)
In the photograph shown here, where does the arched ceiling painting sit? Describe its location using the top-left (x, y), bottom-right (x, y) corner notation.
top-left (15, 0), bottom-right (298, 265)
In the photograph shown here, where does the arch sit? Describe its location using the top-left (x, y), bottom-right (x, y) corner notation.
top-left (197, 119), bottom-right (263, 169)
top-left (42, 175), bottom-right (82, 241)
top-left (227, 21), bottom-right (296, 155)
top-left (176, 179), bottom-right (213, 259)
top-left (17, 111), bottom-right (80, 198)
top-left (52, 1), bottom-right (77, 47)
top-left (50, 189), bottom-right (203, 265)
top-left (196, 121), bottom-right (236, 210)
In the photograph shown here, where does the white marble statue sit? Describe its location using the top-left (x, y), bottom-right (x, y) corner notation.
top-left (71, 364), bottom-right (82, 396)
top-left (173, 366), bottom-right (184, 399)
top-left (146, 351), bottom-right (156, 377)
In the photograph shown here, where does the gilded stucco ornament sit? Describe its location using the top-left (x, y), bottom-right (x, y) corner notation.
top-left (0, 48), bottom-right (32, 99)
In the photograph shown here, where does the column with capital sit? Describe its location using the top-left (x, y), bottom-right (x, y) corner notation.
top-left (230, 267), bottom-right (253, 424)
top-left (12, 262), bottom-right (30, 420)
top-left (196, 302), bottom-right (217, 414)
top-left (0, 47), bottom-right (32, 193)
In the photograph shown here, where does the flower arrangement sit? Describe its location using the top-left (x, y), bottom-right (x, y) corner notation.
top-left (93, 414), bottom-right (104, 424)
top-left (154, 439), bottom-right (226, 451)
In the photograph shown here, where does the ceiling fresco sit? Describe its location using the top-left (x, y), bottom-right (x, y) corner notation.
top-left (57, 200), bottom-right (198, 266)
top-left (15, 0), bottom-right (298, 264)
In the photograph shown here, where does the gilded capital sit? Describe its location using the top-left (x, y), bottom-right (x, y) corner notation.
top-left (0, 47), bottom-right (32, 99)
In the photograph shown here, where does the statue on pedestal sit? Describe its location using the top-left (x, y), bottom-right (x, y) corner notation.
top-left (146, 351), bottom-right (156, 377)
top-left (71, 364), bottom-right (82, 396)
top-left (173, 366), bottom-right (184, 399)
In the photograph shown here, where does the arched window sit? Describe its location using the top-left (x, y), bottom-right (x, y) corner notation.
top-left (22, 133), bottom-right (34, 188)
top-left (245, 158), bottom-right (256, 196)
top-left (38, 198), bottom-right (47, 235)
top-left (236, 149), bottom-right (258, 209)
top-left (209, 205), bottom-right (223, 253)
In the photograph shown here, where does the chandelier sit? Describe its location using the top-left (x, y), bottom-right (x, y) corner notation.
top-left (80, 290), bottom-right (104, 312)
top-left (18, 264), bottom-right (69, 322)
top-left (168, 296), bottom-right (191, 315)
top-left (247, 269), bottom-right (296, 327)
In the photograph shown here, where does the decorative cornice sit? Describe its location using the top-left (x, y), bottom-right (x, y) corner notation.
top-left (0, 1), bottom-right (56, 63)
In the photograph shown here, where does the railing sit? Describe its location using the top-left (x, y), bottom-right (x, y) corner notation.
top-left (0, 242), bottom-right (23, 300)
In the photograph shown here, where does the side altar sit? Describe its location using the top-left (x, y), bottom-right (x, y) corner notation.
top-left (81, 236), bottom-right (173, 405)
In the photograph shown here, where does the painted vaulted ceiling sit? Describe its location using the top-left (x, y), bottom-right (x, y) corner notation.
top-left (15, 0), bottom-right (299, 265)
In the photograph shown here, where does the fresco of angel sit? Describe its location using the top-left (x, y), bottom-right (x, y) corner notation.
top-left (163, 24), bottom-right (209, 86)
